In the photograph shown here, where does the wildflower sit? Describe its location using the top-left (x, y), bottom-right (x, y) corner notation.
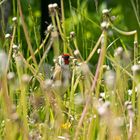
top-left (61, 121), bottom-right (71, 129)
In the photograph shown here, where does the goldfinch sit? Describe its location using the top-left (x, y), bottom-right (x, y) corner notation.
top-left (51, 54), bottom-right (71, 95)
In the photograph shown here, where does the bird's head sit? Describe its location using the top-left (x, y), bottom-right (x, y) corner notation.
top-left (58, 54), bottom-right (70, 66)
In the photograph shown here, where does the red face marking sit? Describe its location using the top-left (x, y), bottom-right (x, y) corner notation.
top-left (62, 54), bottom-right (70, 65)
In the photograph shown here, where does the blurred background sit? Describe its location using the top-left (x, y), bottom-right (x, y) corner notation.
top-left (0, 0), bottom-right (140, 64)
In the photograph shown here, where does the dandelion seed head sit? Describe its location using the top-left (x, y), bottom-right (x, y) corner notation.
top-left (97, 48), bottom-right (101, 54)
top-left (101, 21), bottom-right (109, 29)
top-left (5, 33), bottom-right (11, 39)
top-left (74, 94), bottom-right (84, 105)
top-left (102, 9), bottom-right (110, 15)
top-left (74, 50), bottom-right (80, 56)
top-left (7, 72), bottom-right (15, 80)
top-left (21, 74), bottom-right (31, 83)
top-left (12, 17), bottom-right (17, 22)
top-left (0, 50), bottom-right (8, 76)
top-left (70, 31), bottom-right (75, 38)
top-left (104, 70), bottom-right (116, 89)
top-left (114, 47), bottom-right (123, 58)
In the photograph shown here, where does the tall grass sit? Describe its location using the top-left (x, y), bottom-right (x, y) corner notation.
top-left (0, 0), bottom-right (140, 140)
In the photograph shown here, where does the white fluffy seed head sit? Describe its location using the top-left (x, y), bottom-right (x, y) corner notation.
top-left (7, 72), bottom-right (15, 80)
top-left (102, 9), bottom-right (110, 15)
top-left (0, 50), bottom-right (8, 76)
top-left (12, 17), bottom-right (17, 22)
top-left (5, 33), bottom-right (11, 39)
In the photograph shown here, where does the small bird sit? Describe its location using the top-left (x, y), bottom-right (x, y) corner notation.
top-left (51, 54), bottom-right (71, 95)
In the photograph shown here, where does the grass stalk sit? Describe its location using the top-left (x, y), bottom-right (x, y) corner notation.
top-left (17, 0), bottom-right (37, 66)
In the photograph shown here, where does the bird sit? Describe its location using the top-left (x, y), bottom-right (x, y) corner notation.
top-left (51, 54), bottom-right (71, 95)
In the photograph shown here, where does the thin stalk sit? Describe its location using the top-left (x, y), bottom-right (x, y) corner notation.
top-left (38, 39), bottom-right (53, 69)
top-left (6, 25), bottom-right (16, 73)
top-left (0, 0), bottom-right (6, 5)
top-left (27, 33), bottom-right (50, 62)
top-left (18, 52), bottom-right (43, 83)
top-left (130, 0), bottom-right (140, 28)
top-left (73, 38), bottom-right (84, 61)
top-left (86, 32), bottom-right (103, 62)
top-left (91, 30), bottom-right (107, 95)
top-left (61, 0), bottom-right (67, 53)
top-left (51, 15), bottom-right (60, 57)
top-left (110, 23), bottom-right (137, 36)
top-left (17, 0), bottom-right (37, 66)
top-left (16, 61), bottom-right (29, 140)
top-left (74, 30), bottom-right (107, 140)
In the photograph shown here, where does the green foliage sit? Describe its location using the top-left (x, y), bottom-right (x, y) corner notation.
top-left (0, 0), bottom-right (140, 139)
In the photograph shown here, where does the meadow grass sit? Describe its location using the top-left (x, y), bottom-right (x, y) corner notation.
top-left (0, 0), bottom-right (140, 140)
